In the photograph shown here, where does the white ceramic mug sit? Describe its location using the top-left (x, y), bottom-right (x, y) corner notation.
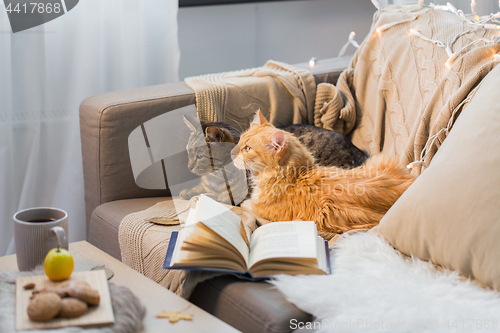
top-left (13, 207), bottom-right (68, 271)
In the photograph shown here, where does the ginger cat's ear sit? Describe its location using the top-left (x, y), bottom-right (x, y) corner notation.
top-left (251, 109), bottom-right (269, 127)
top-left (267, 131), bottom-right (286, 154)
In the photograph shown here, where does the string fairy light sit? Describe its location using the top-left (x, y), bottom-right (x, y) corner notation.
top-left (371, 0), bottom-right (380, 10)
top-left (407, 84), bottom-right (482, 170)
top-left (376, 2), bottom-right (500, 69)
top-left (338, 31), bottom-right (360, 58)
top-left (446, 36), bottom-right (499, 66)
top-left (445, 51), bottom-right (460, 67)
top-left (408, 2), bottom-right (500, 68)
top-left (419, 0), bottom-right (425, 9)
top-left (447, 2), bottom-right (458, 14)
top-left (410, 29), bottom-right (446, 48)
top-left (471, 0), bottom-right (477, 16)
top-left (376, 15), bottom-right (422, 35)
top-left (429, 3), bottom-right (451, 12)
top-left (483, 23), bottom-right (500, 29)
top-left (309, 57), bottom-right (317, 67)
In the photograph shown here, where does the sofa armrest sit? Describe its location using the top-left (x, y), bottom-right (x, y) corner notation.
top-left (80, 82), bottom-right (195, 236)
top-left (79, 56), bottom-right (351, 235)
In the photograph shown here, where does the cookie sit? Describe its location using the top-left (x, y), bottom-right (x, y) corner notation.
top-left (61, 280), bottom-right (91, 290)
top-left (33, 286), bottom-right (67, 298)
top-left (27, 292), bottom-right (62, 322)
top-left (58, 297), bottom-right (88, 318)
top-left (67, 286), bottom-right (100, 306)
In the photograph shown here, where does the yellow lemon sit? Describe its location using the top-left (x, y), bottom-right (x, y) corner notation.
top-left (44, 248), bottom-right (74, 281)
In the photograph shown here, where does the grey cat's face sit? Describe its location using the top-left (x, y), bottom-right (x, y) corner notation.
top-left (184, 116), bottom-right (240, 176)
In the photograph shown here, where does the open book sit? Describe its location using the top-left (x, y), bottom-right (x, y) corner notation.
top-left (163, 195), bottom-right (330, 278)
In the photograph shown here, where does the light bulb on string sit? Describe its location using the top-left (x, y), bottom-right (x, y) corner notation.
top-left (483, 24), bottom-right (500, 30)
top-left (376, 24), bottom-right (391, 34)
top-left (409, 29), bottom-right (422, 38)
top-left (338, 31), bottom-right (359, 57)
top-left (430, 4), bottom-right (450, 11)
top-left (471, 0), bottom-right (477, 16)
top-left (445, 53), bottom-right (458, 68)
top-left (447, 2), bottom-right (458, 14)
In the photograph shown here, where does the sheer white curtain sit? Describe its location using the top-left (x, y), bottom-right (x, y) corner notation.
top-left (0, 0), bottom-right (180, 255)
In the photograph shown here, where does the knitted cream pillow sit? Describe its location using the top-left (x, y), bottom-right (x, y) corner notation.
top-left (378, 64), bottom-right (500, 290)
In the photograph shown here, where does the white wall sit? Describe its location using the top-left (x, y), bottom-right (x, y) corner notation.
top-left (394, 0), bottom-right (497, 13)
top-left (178, 0), bottom-right (498, 79)
top-left (178, 0), bottom-right (377, 79)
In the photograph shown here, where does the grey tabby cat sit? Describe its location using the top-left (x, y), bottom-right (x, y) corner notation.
top-left (279, 124), bottom-right (367, 167)
top-left (180, 116), bottom-right (248, 205)
top-left (180, 116), bottom-right (367, 205)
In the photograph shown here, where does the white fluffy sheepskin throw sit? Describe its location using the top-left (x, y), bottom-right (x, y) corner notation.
top-left (271, 231), bottom-right (500, 332)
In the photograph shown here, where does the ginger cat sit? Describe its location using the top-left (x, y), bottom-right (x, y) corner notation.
top-left (231, 111), bottom-right (415, 234)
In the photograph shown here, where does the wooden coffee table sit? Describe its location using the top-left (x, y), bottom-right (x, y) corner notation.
top-left (0, 241), bottom-right (240, 333)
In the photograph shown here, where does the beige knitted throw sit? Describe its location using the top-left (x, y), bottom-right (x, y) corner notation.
top-left (344, 5), bottom-right (499, 174)
top-left (185, 60), bottom-right (318, 132)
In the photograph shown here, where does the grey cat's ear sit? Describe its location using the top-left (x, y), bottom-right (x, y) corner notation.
top-left (183, 115), bottom-right (200, 132)
top-left (205, 126), bottom-right (224, 142)
top-left (251, 109), bottom-right (269, 127)
top-left (267, 131), bottom-right (286, 154)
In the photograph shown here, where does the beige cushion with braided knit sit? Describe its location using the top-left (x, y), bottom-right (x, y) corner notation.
top-left (343, 5), bottom-right (500, 176)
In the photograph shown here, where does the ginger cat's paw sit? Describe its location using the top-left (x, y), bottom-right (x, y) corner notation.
top-left (240, 199), bottom-right (253, 211)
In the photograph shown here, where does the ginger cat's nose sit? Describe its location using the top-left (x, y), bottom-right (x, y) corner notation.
top-left (230, 146), bottom-right (239, 158)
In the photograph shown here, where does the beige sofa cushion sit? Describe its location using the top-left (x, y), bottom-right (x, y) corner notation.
top-left (88, 197), bottom-right (168, 260)
top-left (378, 65), bottom-right (500, 290)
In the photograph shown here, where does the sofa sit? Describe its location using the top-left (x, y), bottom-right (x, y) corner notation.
top-left (80, 4), bottom-right (500, 333)
top-left (80, 51), bottom-right (349, 332)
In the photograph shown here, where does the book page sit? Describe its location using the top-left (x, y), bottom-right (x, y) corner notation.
top-left (195, 195), bottom-right (249, 266)
top-left (316, 235), bottom-right (327, 273)
top-left (170, 207), bottom-right (203, 266)
top-left (248, 221), bottom-right (318, 268)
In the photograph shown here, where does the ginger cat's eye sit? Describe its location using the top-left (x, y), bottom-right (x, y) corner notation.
top-left (243, 146), bottom-right (251, 153)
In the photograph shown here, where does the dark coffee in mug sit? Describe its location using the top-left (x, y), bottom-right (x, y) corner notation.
top-left (27, 218), bottom-right (57, 223)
